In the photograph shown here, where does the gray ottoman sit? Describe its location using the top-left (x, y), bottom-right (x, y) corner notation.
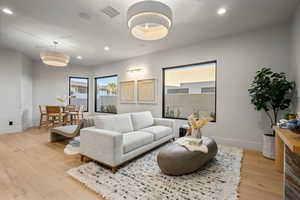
top-left (157, 136), bottom-right (218, 176)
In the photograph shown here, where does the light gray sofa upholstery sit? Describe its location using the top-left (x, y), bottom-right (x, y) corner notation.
top-left (80, 111), bottom-right (175, 169)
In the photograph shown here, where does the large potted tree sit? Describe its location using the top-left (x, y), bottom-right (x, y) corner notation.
top-left (248, 67), bottom-right (295, 159)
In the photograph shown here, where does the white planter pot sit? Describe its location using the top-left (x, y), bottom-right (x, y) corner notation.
top-left (262, 134), bottom-right (275, 159)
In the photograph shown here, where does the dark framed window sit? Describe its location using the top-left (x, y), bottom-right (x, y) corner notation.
top-left (69, 77), bottom-right (89, 112)
top-left (162, 61), bottom-right (217, 121)
top-left (95, 75), bottom-right (118, 114)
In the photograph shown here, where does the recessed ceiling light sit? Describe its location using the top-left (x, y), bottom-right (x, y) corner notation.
top-left (217, 8), bottom-right (227, 15)
top-left (2, 8), bottom-right (13, 15)
top-left (76, 56), bottom-right (82, 60)
top-left (104, 46), bottom-right (110, 51)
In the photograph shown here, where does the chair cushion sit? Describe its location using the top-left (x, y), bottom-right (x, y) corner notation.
top-left (51, 125), bottom-right (78, 135)
top-left (131, 111), bottom-right (154, 130)
top-left (141, 126), bottom-right (172, 141)
top-left (123, 131), bottom-right (154, 153)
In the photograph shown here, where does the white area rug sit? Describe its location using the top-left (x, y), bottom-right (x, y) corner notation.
top-left (68, 144), bottom-right (243, 200)
top-left (64, 144), bottom-right (80, 155)
top-left (64, 137), bottom-right (80, 155)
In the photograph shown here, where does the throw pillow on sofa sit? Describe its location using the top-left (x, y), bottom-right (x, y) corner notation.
top-left (95, 114), bottom-right (134, 133)
top-left (131, 111), bottom-right (154, 130)
top-left (95, 115), bottom-right (115, 130)
top-left (114, 113), bottom-right (134, 133)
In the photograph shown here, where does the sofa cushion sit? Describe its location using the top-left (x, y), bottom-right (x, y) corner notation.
top-left (95, 115), bottom-right (115, 130)
top-left (123, 131), bottom-right (154, 153)
top-left (95, 114), bottom-right (134, 133)
top-left (114, 113), bottom-right (134, 133)
top-left (141, 126), bottom-right (172, 141)
top-left (131, 111), bottom-right (154, 130)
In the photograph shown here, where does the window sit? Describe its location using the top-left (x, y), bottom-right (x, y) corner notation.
top-left (69, 77), bottom-right (89, 112)
top-left (163, 61), bottom-right (216, 121)
top-left (95, 75), bottom-right (118, 113)
top-left (167, 88), bottom-right (189, 95)
top-left (201, 87), bottom-right (215, 94)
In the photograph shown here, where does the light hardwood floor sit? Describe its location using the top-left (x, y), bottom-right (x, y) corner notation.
top-left (0, 128), bottom-right (283, 200)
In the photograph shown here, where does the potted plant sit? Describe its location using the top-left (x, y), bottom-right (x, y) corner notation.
top-left (248, 67), bottom-right (294, 159)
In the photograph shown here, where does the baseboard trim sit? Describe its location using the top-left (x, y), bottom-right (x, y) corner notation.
top-left (0, 127), bottom-right (22, 135)
top-left (211, 136), bottom-right (262, 151)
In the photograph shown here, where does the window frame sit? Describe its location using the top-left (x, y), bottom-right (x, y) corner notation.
top-left (94, 74), bottom-right (118, 114)
top-left (68, 76), bottom-right (89, 112)
top-left (162, 60), bottom-right (217, 122)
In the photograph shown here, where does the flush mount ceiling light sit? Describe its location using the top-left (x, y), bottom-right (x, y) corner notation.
top-left (40, 41), bottom-right (70, 67)
top-left (104, 46), bottom-right (110, 51)
top-left (217, 8), bottom-right (227, 15)
top-left (76, 55), bottom-right (82, 60)
top-left (2, 8), bottom-right (13, 15)
top-left (127, 1), bottom-right (172, 41)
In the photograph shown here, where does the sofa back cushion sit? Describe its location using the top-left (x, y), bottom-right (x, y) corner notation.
top-left (95, 114), bottom-right (134, 133)
top-left (95, 115), bottom-right (115, 131)
top-left (131, 111), bottom-right (154, 130)
top-left (114, 113), bottom-right (134, 133)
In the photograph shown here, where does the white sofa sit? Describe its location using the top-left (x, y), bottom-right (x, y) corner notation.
top-left (80, 111), bottom-right (175, 172)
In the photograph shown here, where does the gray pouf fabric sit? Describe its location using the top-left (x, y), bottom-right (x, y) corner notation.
top-left (157, 136), bottom-right (218, 176)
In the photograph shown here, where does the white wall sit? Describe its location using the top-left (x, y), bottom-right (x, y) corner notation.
top-left (0, 48), bottom-right (33, 134)
top-left (32, 62), bottom-right (93, 126)
top-left (21, 54), bottom-right (33, 130)
top-left (291, 5), bottom-right (300, 111)
top-left (91, 24), bottom-right (291, 151)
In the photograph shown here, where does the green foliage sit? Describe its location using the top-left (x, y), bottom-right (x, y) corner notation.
top-left (165, 106), bottom-right (181, 118)
top-left (106, 83), bottom-right (117, 95)
top-left (100, 104), bottom-right (117, 114)
top-left (248, 67), bottom-right (295, 129)
top-left (176, 108), bottom-right (181, 118)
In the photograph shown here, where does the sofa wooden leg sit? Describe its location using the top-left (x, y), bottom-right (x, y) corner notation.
top-left (112, 167), bottom-right (118, 173)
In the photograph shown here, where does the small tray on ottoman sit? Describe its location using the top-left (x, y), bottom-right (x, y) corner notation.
top-left (157, 136), bottom-right (218, 176)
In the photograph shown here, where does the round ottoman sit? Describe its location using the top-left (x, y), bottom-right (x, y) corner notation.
top-left (157, 136), bottom-right (218, 176)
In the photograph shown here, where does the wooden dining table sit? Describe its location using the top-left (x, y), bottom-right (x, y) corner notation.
top-left (45, 105), bottom-right (80, 127)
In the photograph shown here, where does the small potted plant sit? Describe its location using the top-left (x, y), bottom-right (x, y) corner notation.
top-left (284, 113), bottom-right (297, 120)
top-left (248, 67), bottom-right (294, 159)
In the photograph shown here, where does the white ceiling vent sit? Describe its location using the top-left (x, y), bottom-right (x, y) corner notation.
top-left (101, 6), bottom-right (120, 18)
top-left (79, 12), bottom-right (91, 20)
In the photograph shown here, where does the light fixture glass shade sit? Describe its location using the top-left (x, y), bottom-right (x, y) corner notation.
top-left (127, 1), bottom-right (172, 41)
top-left (40, 51), bottom-right (70, 67)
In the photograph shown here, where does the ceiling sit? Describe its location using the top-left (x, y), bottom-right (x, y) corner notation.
top-left (0, 0), bottom-right (299, 66)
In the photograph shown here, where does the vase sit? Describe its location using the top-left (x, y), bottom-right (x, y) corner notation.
top-left (191, 128), bottom-right (202, 139)
top-left (262, 133), bottom-right (275, 160)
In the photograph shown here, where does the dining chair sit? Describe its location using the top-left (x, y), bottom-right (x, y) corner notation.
top-left (46, 106), bottom-right (67, 128)
top-left (39, 105), bottom-right (48, 128)
top-left (72, 105), bottom-right (85, 124)
top-left (64, 104), bottom-right (77, 124)
top-left (65, 104), bottom-right (76, 112)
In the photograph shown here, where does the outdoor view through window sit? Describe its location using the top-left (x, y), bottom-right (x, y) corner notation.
top-left (95, 75), bottom-right (118, 113)
top-left (163, 61), bottom-right (216, 121)
top-left (69, 77), bottom-right (89, 112)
